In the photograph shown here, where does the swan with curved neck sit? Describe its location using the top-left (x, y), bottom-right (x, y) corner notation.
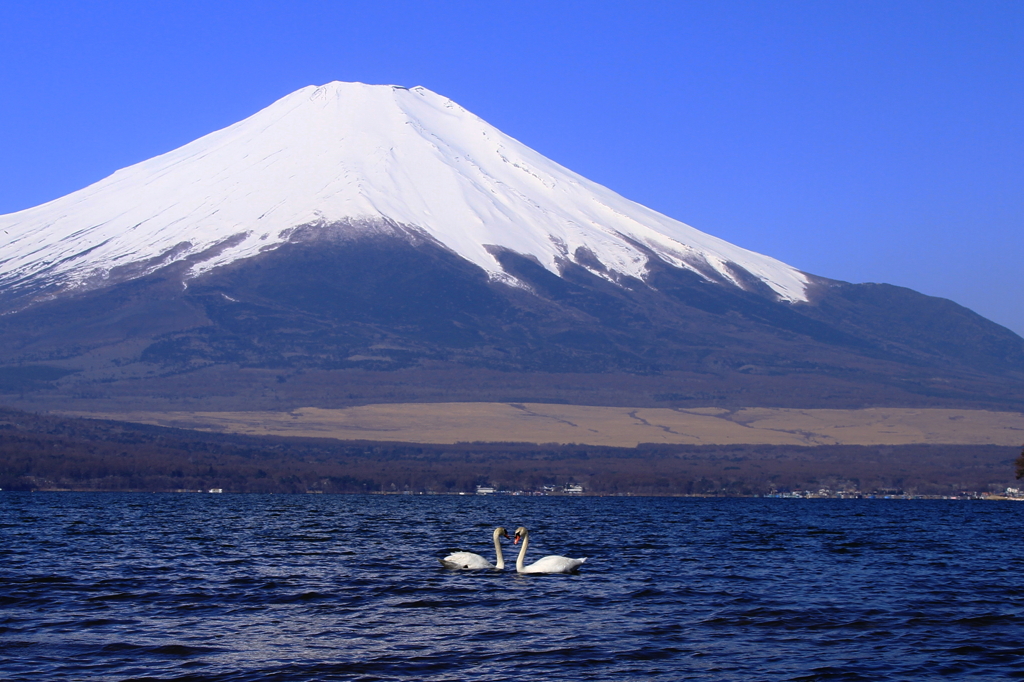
top-left (440, 527), bottom-right (510, 570)
top-left (513, 526), bottom-right (587, 574)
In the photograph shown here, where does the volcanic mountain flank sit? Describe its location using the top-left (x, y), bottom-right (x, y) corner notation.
top-left (1, 82), bottom-right (1022, 413)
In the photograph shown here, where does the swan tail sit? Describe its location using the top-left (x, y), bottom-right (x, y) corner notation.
top-left (440, 558), bottom-right (471, 569)
top-left (440, 551), bottom-right (493, 570)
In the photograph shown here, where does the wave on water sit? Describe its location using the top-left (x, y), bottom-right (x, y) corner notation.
top-left (2, 493), bottom-right (1023, 680)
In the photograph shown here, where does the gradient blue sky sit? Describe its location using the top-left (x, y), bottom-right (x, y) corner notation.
top-left (2, 1), bottom-right (1022, 334)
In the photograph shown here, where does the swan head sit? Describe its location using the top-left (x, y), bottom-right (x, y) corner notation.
top-left (494, 527), bottom-right (511, 541)
top-left (513, 526), bottom-right (528, 545)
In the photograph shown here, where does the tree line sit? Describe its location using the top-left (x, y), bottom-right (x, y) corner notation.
top-left (1, 406), bottom-right (1019, 496)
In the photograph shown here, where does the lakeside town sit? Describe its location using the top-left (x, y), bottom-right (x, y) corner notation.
top-left (10, 483), bottom-right (1024, 500)
top-left (443, 483), bottom-right (1024, 500)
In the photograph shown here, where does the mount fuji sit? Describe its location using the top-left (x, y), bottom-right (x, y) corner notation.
top-left (1, 82), bottom-right (806, 305)
top-left (1, 82), bottom-right (1023, 412)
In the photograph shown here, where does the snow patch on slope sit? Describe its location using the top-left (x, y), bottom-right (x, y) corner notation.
top-left (0, 82), bottom-right (808, 302)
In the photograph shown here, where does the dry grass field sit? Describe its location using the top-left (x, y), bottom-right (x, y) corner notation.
top-left (70, 403), bottom-right (1024, 448)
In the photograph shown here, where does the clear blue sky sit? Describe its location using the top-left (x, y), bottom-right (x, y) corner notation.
top-left (1, 1), bottom-right (1021, 335)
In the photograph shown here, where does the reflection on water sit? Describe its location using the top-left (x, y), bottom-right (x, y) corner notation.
top-left (2, 493), bottom-right (1023, 680)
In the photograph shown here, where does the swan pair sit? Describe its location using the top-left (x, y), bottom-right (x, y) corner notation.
top-left (440, 526), bottom-right (587, 574)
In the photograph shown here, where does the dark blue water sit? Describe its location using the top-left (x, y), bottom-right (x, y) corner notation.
top-left (2, 493), bottom-right (1023, 680)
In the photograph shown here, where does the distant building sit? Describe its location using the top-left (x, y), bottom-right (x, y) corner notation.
top-left (475, 485), bottom-right (496, 495)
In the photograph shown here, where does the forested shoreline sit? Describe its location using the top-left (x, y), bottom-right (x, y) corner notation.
top-left (0, 406), bottom-right (1018, 496)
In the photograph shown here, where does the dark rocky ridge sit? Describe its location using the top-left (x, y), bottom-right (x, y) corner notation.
top-left (1, 228), bottom-right (1023, 412)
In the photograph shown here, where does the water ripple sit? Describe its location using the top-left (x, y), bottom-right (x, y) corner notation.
top-left (2, 493), bottom-right (1024, 680)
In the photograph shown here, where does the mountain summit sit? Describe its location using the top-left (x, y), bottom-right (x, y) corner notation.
top-left (0, 81), bottom-right (806, 305)
top-left (1, 82), bottom-right (1023, 413)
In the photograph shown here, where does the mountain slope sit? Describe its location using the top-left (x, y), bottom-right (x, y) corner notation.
top-left (2, 226), bottom-right (1023, 413)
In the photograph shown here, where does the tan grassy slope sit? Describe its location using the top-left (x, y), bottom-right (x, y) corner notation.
top-left (71, 404), bottom-right (1024, 448)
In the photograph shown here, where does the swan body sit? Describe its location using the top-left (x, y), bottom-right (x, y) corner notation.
top-left (440, 527), bottom-right (510, 570)
top-left (513, 526), bottom-right (587, 574)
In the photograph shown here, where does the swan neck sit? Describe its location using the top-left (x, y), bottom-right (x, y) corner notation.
top-left (494, 532), bottom-right (505, 570)
top-left (515, 532), bottom-right (529, 572)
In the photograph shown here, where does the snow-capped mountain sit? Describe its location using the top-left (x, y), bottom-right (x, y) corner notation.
top-left (1, 82), bottom-right (1023, 414)
top-left (0, 81), bottom-right (807, 305)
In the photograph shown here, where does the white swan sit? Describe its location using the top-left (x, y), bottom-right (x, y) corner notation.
top-left (513, 526), bottom-right (587, 574)
top-left (439, 527), bottom-right (511, 570)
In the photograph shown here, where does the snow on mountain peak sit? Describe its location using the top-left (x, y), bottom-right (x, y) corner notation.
top-left (0, 81), bottom-right (809, 303)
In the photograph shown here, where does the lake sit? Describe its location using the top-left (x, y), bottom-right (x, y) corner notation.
top-left (2, 493), bottom-right (1023, 680)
